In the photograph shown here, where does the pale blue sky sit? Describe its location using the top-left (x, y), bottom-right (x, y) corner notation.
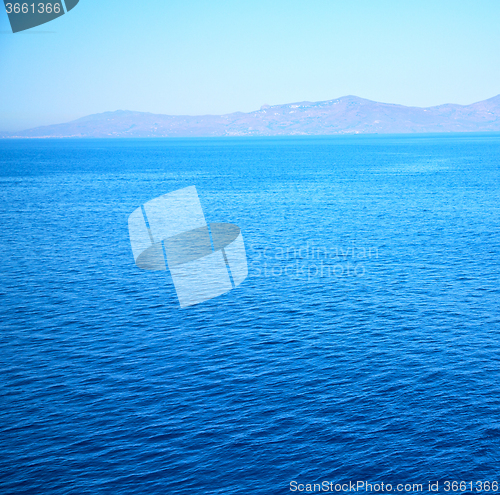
top-left (1, 0), bottom-right (499, 131)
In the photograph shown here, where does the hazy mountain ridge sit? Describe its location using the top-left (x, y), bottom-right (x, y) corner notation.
top-left (3, 95), bottom-right (500, 138)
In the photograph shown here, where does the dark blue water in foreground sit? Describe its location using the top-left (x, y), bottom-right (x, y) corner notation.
top-left (1, 135), bottom-right (500, 494)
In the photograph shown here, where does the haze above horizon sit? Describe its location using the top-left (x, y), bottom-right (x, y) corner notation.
top-left (1, 0), bottom-right (499, 131)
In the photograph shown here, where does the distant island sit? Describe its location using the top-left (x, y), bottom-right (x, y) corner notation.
top-left (2, 95), bottom-right (500, 138)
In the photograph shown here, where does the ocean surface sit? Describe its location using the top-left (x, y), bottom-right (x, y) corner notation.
top-left (1, 134), bottom-right (499, 494)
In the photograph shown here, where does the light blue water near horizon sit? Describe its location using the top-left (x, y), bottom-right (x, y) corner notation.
top-left (0, 134), bottom-right (499, 494)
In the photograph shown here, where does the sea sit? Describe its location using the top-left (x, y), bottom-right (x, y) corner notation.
top-left (1, 134), bottom-right (499, 494)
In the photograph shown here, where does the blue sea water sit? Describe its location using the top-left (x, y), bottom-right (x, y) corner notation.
top-left (0, 134), bottom-right (499, 494)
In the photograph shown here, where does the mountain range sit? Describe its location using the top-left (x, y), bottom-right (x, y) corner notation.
top-left (3, 95), bottom-right (500, 138)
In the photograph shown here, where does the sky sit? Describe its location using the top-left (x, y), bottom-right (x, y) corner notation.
top-left (0, 0), bottom-right (499, 131)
